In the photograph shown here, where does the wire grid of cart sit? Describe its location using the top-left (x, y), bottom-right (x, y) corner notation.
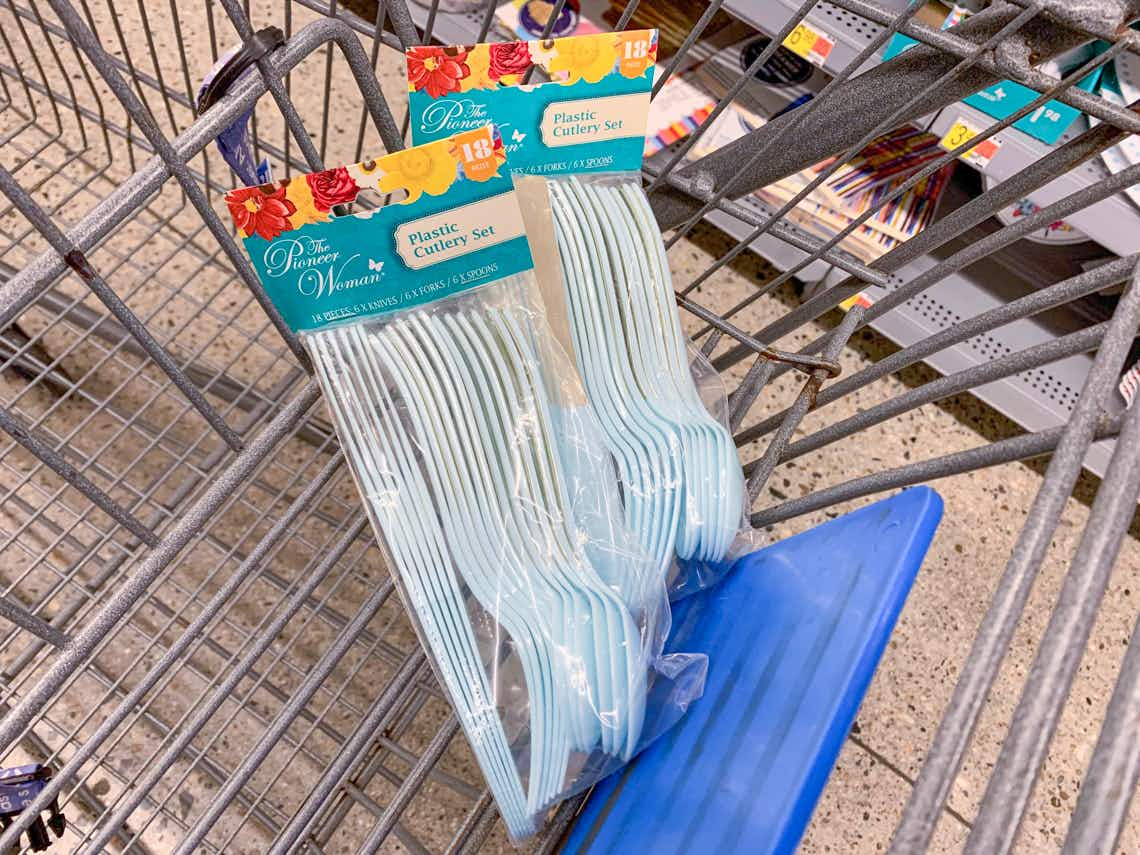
top-left (0, 0), bottom-right (1138, 852)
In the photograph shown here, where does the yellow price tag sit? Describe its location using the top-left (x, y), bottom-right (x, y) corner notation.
top-left (782, 23), bottom-right (835, 67)
top-left (839, 292), bottom-right (873, 312)
top-left (939, 116), bottom-right (1002, 170)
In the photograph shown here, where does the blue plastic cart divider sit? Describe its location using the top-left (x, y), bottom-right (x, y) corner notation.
top-left (560, 486), bottom-right (944, 855)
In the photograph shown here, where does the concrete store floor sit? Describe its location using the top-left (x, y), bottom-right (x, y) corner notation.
top-left (0, 2), bottom-right (1137, 852)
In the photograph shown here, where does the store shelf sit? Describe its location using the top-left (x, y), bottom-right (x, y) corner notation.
top-left (724, 0), bottom-right (1140, 256)
top-left (925, 104), bottom-right (1139, 256)
top-left (705, 193), bottom-right (1117, 479)
top-left (724, 0), bottom-right (894, 77)
top-left (866, 255), bottom-right (1117, 477)
top-left (720, 0), bottom-right (1127, 477)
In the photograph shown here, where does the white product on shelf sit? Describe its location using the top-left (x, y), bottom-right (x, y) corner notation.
top-left (983, 173), bottom-right (1091, 246)
top-left (1094, 52), bottom-right (1140, 211)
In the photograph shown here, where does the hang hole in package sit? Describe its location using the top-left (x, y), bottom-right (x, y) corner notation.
top-left (408, 33), bottom-right (756, 601)
top-left (225, 126), bottom-right (707, 840)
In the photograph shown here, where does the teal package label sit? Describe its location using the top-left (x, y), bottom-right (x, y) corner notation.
top-left (227, 127), bottom-right (534, 332)
top-left (406, 32), bottom-right (657, 176)
top-left (882, 33), bottom-right (1102, 146)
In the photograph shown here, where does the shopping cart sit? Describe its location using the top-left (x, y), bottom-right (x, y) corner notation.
top-left (0, 0), bottom-right (1137, 852)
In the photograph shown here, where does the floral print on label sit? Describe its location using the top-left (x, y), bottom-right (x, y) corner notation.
top-left (406, 30), bottom-right (657, 98)
top-left (407, 45), bottom-right (472, 98)
top-left (224, 126), bottom-right (505, 239)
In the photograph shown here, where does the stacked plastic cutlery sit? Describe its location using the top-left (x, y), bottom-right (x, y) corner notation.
top-left (308, 285), bottom-right (654, 836)
top-left (547, 176), bottom-right (745, 584)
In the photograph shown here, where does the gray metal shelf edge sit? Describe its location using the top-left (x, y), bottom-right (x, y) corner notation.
top-left (926, 103), bottom-right (1138, 257)
top-left (707, 195), bottom-right (1115, 479)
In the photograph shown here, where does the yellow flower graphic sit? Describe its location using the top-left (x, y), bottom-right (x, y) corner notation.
top-left (547, 34), bottom-right (617, 84)
top-left (460, 43), bottom-right (496, 91)
top-left (284, 178), bottom-right (329, 230)
top-left (377, 140), bottom-right (458, 203)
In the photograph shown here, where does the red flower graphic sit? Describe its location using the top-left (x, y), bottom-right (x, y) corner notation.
top-left (488, 41), bottom-right (532, 81)
top-left (408, 46), bottom-right (470, 98)
top-left (226, 184), bottom-right (296, 240)
top-left (306, 166), bottom-right (358, 211)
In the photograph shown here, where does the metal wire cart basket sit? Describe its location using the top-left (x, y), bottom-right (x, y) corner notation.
top-left (0, 0), bottom-right (1138, 851)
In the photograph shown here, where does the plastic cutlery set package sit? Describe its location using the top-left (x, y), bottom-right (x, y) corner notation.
top-left (408, 31), bottom-right (756, 600)
top-left (226, 125), bottom-right (706, 839)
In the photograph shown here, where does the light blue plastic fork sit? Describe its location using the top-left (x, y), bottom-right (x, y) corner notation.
top-left (373, 304), bottom-right (648, 798)
top-left (309, 327), bottom-right (534, 836)
top-left (370, 318), bottom-right (570, 812)
top-left (547, 175), bottom-right (746, 575)
top-left (549, 179), bottom-right (684, 601)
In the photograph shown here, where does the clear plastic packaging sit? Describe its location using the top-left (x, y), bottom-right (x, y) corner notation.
top-left (516, 172), bottom-right (759, 600)
top-left (224, 124), bottom-right (707, 839)
top-left (305, 273), bottom-right (707, 840)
